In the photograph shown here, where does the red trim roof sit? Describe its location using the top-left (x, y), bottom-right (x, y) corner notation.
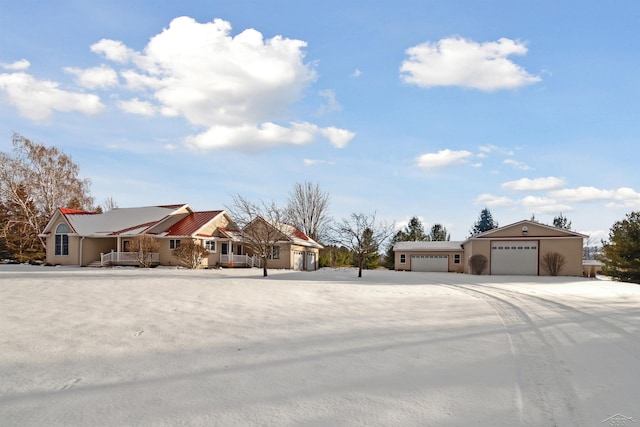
top-left (293, 227), bottom-right (310, 241)
top-left (59, 207), bottom-right (93, 215)
top-left (164, 210), bottom-right (223, 237)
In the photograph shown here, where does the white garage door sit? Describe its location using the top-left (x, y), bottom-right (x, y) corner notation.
top-left (307, 252), bottom-right (316, 271)
top-left (491, 241), bottom-right (538, 275)
top-left (293, 251), bottom-right (304, 271)
top-left (411, 255), bottom-right (449, 272)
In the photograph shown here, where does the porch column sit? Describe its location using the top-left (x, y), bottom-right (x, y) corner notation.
top-left (117, 236), bottom-right (121, 262)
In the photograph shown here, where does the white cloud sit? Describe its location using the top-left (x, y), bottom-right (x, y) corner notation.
top-left (503, 159), bottom-right (532, 171)
top-left (320, 126), bottom-right (354, 148)
top-left (316, 89), bottom-right (342, 115)
top-left (118, 98), bottom-right (157, 116)
top-left (521, 196), bottom-right (572, 214)
top-left (304, 159), bottom-right (335, 166)
top-left (416, 149), bottom-right (473, 169)
top-left (89, 17), bottom-right (352, 150)
top-left (475, 194), bottom-right (515, 207)
top-left (65, 65), bottom-right (118, 89)
top-left (502, 176), bottom-right (566, 192)
top-left (0, 72), bottom-right (104, 121)
top-left (1, 59), bottom-right (31, 71)
top-left (400, 37), bottom-right (541, 91)
top-left (550, 186), bottom-right (640, 208)
top-left (91, 39), bottom-right (137, 64)
top-left (351, 68), bottom-right (362, 77)
top-left (184, 121), bottom-right (352, 151)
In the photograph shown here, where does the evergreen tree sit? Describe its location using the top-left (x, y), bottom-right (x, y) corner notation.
top-left (429, 223), bottom-right (450, 241)
top-left (470, 208), bottom-right (499, 236)
top-left (601, 211), bottom-right (640, 283)
top-left (553, 213), bottom-right (572, 230)
top-left (404, 217), bottom-right (428, 241)
top-left (384, 217), bottom-right (428, 269)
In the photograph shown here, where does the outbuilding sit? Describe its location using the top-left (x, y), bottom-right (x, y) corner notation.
top-left (394, 220), bottom-right (587, 276)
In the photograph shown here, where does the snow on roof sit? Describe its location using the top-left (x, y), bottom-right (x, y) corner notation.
top-left (61, 205), bottom-right (188, 236)
top-left (393, 241), bottom-right (464, 251)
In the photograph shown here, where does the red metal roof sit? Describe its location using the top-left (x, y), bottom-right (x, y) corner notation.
top-left (59, 207), bottom-right (92, 215)
top-left (164, 210), bottom-right (223, 237)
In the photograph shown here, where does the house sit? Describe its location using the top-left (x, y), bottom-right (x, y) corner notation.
top-left (40, 204), bottom-right (256, 268)
top-left (394, 220), bottom-right (587, 276)
top-left (242, 216), bottom-right (323, 271)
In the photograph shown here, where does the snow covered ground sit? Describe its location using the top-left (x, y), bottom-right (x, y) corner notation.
top-left (1, 265), bottom-right (639, 426)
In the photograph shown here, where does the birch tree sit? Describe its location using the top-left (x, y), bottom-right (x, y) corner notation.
top-left (0, 133), bottom-right (94, 261)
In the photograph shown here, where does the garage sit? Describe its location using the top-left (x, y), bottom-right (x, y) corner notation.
top-left (411, 255), bottom-right (449, 272)
top-left (490, 241), bottom-right (538, 275)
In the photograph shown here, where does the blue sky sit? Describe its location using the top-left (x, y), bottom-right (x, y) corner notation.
top-left (1, 1), bottom-right (639, 241)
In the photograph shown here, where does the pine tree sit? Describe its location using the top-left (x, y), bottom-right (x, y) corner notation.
top-left (429, 223), bottom-right (450, 241)
top-left (601, 211), bottom-right (640, 283)
top-left (470, 208), bottom-right (498, 236)
top-left (553, 213), bottom-right (572, 230)
top-left (384, 217), bottom-right (428, 269)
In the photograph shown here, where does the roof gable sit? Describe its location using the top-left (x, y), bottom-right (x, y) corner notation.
top-left (468, 220), bottom-right (588, 240)
top-left (43, 204), bottom-right (190, 237)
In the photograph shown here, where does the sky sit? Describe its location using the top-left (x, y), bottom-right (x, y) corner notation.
top-left (1, 1), bottom-right (639, 241)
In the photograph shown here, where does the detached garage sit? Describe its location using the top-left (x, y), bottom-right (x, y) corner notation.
top-left (463, 220), bottom-right (587, 276)
top-left (394, 220), bottom-right (587, 277)
top-left (394, 241), bottom-right (464, 273)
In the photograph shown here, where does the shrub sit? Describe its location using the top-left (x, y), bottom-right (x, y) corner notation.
top-left (172, 240), bottom-right (209, 269)
top-left (541, 251), bottom-right (566, 276)
top-left (129, 234), bottom-right (159, 268)
top-left (469, 254), bottom-right (488, 275)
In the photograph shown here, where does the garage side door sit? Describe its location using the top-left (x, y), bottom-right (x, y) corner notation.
top-left (411, 255), bottom-right (448, 272)
top-left (491, 241), bottom-right (538, 275)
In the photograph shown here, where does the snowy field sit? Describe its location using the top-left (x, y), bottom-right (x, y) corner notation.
top-left (1, 266), bottom-right (639, 426)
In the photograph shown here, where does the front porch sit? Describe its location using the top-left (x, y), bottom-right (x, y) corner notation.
top-left (220, 254), bottom-right (261, 268)
top-left (100, 251), bottom-right (160, 266)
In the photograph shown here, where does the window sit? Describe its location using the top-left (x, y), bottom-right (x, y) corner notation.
top-left (400, 254), bottom-right (406, 264)
top-left (204, 240), bottom-right (216, 252)
top-left (270, 246), bottom-right (280, 259)
top-left (54, 223), bottom-right (69, 256)
top-left (169, 239), bottom-right (181, 250)
top-left (454, 254), bottom-right (461, 264)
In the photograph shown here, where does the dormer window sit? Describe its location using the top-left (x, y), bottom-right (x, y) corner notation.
top-left (55, 223), bottom-right (70, 256)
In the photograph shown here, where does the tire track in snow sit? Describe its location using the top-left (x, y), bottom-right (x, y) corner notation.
top-left (440, 281), bottom-right (586, 426)
top-left (470, 283), bottom-right (640, 362)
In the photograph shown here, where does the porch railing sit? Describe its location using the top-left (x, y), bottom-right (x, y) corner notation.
top-left (220, 254), bottom-right (261, 268)
top-left (101, 251), bottom-right (160, 266)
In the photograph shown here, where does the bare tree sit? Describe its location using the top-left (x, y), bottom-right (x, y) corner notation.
top-left (285, 182), bottom-right (330, 243)
top-left (226, 194), bottom-right (286, 277)
top-left (541, 251), bottom-right (566, 276)
top-left (128, 234), bottom-right (159, 268)
top-left (172, 240), bottom-right (209, 269)
top-left (101, 196), bottom-right (119, 212)
top-left (330, 212), bottom-right (395, 278)
top-left (0, 133), bottom-right (94, 260)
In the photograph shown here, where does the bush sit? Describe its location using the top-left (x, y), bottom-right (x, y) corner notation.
top-left (541, 251), bottom-right (566, 276)
top-left (129, 234), bottom-right (160, 268)
top-left (172, 240), bottom-right (209, 269)
top-left (469, 254), bottom-right (488, 275)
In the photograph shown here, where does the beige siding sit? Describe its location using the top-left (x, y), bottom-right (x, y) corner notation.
top-left (82, 238), bottom-right (117, 266)
top-left (463, 240), bottom-right (492, 275)
top-left (395, 250), bottom-right (464, 272)
top-left (539, 239), bottom-right (583, 276)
